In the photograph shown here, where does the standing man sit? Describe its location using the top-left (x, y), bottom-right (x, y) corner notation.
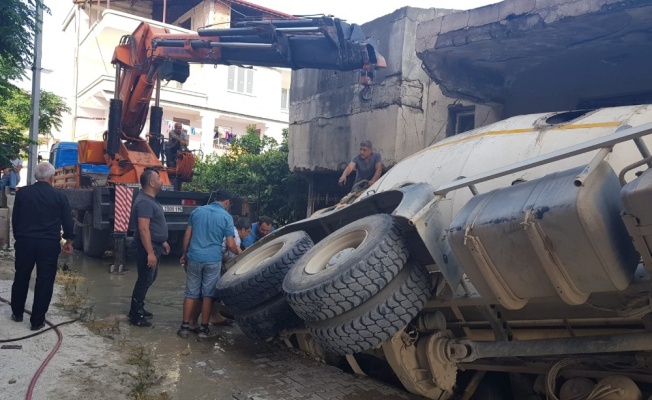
top-left (338, 139), bottom-right (383, 189)
top-left (128, 169), bottom-right (170, 327)
top-left (166, 122), bottom-right (186, 168)
top-left (10, 162), bottom-right (74, 330)
top-left (241, 215), bottom-right (275, 249)
top-left (178, 190), bottom-right (241, 339)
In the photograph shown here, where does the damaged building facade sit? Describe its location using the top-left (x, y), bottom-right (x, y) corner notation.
top-left (289, 0), bottom-right (652, 214)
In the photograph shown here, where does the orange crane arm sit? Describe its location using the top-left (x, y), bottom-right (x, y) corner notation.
top-left (104, 16), bottom-right (385, 187)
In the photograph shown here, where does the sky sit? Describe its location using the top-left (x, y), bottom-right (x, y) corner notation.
top-left (30, 0), bottom-right (501, 95)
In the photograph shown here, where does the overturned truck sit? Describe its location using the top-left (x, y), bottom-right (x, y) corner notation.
top-left (216, 105), bottom-right (652, 399)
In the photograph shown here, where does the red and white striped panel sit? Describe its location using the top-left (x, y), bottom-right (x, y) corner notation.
top-left (114, 185), bottom-right (134, 233)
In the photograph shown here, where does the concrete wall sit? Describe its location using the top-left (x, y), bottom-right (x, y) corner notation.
top-left (289, 7), bottom-right (438, 171)
top-left (416, 0), bottom-right (652, 119)
top-left (289, 7), bottom-right (463, 173)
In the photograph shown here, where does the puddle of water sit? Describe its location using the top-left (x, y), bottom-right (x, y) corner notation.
top-left (59, 251), bottom-right (421, 400)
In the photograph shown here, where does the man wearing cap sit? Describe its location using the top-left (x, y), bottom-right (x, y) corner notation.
top-left (338, 139), bottom-right (383, 190)
top-left (177, 190), bottom-right (241, 339)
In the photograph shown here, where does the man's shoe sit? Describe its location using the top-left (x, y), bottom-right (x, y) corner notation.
top-left (142, 309), bottom-right (154, 319)
top-left (197, 327), bottom-right (219, 340)
top-left (129, 318), bottom-right (152, 327)
top-left (10, 314), bottom-right (23, 322)
top-left (177, 325), bottom-right (190, 339)
top-left (30, 323), bottom-right (45, 331)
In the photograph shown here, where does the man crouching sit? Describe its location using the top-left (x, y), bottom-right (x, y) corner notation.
top-left (177, 190), bottom-right (241, 339)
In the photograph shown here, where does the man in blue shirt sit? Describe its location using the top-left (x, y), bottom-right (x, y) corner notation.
top-left (177, 190), bottom-right (241, 339)
top-left (241, 215), bottom-right (275, 249)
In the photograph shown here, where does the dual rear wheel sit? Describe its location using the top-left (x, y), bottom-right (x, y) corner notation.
top-left (216, 214), bottom-right (432, 355)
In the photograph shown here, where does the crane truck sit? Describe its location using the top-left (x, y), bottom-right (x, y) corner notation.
top-left (53, 16), bottom-right (385, 269)
top-left (216, 106), bottom-right (652, 399)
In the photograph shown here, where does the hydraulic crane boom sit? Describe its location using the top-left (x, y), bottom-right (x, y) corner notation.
top-left (104, 16), bottom-right (385, 188)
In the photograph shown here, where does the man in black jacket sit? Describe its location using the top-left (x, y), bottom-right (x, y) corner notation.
top-left (10, 162), bottom-right (74, 330)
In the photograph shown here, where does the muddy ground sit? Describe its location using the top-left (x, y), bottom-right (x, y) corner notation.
top-left (0, 248), bottom-right (423, 400)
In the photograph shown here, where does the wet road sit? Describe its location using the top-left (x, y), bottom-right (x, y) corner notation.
top-left (61, 251), bottom-right (423, 400)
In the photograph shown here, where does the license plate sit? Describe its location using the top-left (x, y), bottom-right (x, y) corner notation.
top-left (163, 205), bottom-right (183, 213)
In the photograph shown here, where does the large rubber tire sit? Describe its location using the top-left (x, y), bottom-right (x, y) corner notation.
top-left (235, 294), bottom-right (304, 340)
top-left (284, 214), bottom-right (408, 323)
top-left (82, 212), bottom-right (109, 258)
top-left (309, 263), bottom-right (432, 355)
top-left (216, 231), bottom-right (313, 313)
top-left (72, 211), bottom-right (84, 250)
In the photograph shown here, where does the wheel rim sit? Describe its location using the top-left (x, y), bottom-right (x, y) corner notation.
top-left (234, 242), bottom-right (284, 276)
top-left (304, 229), bottom-right (367, 275)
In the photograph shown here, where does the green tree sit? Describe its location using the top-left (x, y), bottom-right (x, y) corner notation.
top-left (0, 0), bottom-right (48, 85)
top-left (0, 0), bottom-right (66, 166)
top-left (188, 128), bottom-right (308, 225)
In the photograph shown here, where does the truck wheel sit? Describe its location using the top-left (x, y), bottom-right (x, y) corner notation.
top-left (216, 231), bottom-right (313, 313)
top-left (283, 214), bottom-right (408, 323)
top-left (82, 212), bottom-right (109, 257)
top-left (72, 211), bottom-right (85, 250)
top-left (309, 263), bottom-right (431, 355)
top-left (235, 294), bottom-right (304, 340)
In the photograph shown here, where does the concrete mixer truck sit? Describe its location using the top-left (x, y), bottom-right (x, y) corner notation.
top-left (216, 104), bottom-right (652, 399)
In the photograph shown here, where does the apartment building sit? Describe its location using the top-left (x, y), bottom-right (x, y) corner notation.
top-left (58, 0), bottom-right (291, 155)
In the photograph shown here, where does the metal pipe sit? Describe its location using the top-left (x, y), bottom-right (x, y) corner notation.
top-left (275, 27), bottom-right (321, 33)
top-left (462, 363), bottom-right (652, 384)
top-left (446, 317), bottom-right (643, 328)
top-left (633, 138), bottom-right (652, 167)
top-left (408, 194), bottom-right (444, 226)
top-left (153, 39), bottom-right (186, 48)
top-left (154, 78), bottom-right (161, 107)
top-left (107, 99), bottom-right (123, 157)
top-left (27, 1), bottom-right (43, 185)
top-left (208, 42), bottom-right (274, 49)
top-left (113, 66), bottom-right (121, 99)
top-left (162, 0), bottom-right (166, 24)
top-left (154, 39), bottom-right (274, 50)
top-left (434, 122), bottom-right (652, 196)
top-left (618, 155), bottom-right (652, 186)
top-left (453, 332), bottom-right (652, 362)
top-left (573, 146), bottom-right (611, 187)
top-left (197, 27), bottom-right (270, 37)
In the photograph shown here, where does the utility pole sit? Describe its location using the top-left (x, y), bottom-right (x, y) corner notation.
top-left (28, 2), bottom-right (44, 185)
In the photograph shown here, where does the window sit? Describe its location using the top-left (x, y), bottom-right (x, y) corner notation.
top-left (227, 66), bottom-right (254, 94)
top-left (447, 106), bottom-right (475, 137)
top-left (281, 88), bottom-right (289, 110)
